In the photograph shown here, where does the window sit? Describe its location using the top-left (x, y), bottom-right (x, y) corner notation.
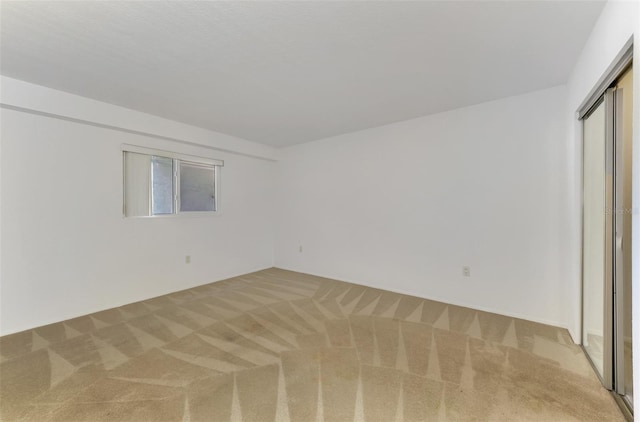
top-left (123, 145), bottom-right (223, 217)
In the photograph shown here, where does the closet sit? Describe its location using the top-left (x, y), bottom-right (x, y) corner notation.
top-left (581, 54), bottom-right (633, 418)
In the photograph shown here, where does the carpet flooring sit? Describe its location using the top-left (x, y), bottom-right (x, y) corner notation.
top-left (0, 268), bottom-right (625, 421)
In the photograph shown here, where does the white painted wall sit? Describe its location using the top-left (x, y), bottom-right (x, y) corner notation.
top-left (0, 78), bottom-right (278, 335)
top-left (275, 85), bottom-right (569, 328)
top-left (564, 0), bottom-right (640, 399)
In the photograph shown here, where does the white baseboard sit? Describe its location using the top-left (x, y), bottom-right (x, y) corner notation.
top-left (274, 265), bottom-right (570, 332)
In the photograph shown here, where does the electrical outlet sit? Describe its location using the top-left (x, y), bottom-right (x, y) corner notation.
top-left (185, 255), bottom-right (191, 264)
top-left (463, 266), bottom-right (471, 277)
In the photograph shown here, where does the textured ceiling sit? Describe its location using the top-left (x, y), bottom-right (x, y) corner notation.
top-left (0, 1), bottom-right (604, 147)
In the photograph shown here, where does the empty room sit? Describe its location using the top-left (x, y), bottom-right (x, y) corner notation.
top-left (1, 1), bottom-right (639, 421)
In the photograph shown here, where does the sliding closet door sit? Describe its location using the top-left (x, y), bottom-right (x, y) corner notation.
top-left (582, 97), bottom-right (612, 386)
top-left (580, 50), bottom-right (633, 418)
top-left (614, 67), bottom-right (633, 408)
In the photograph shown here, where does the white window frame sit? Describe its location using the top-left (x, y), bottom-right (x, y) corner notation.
top-left (122, 144), bottom-right (223, 218)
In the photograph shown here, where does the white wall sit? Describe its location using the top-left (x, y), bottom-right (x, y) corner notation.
top-left (564, 0), bottom-right (640, 398)
top-left (275, 85), bottom-right (569, 328)
top-left (0, 78), bottom-right (278, 335)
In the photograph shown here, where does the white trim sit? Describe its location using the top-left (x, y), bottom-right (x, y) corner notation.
top-left (577, 37), bottom-right (633, 119)
top-left (275, 266), bottom-right (571, 334)
top-left (0, 76), bottom-right (279, 161)
top-left (122, 144), bottom-right (224, 167)
top-left (0, 265), bottom-right (275, 337)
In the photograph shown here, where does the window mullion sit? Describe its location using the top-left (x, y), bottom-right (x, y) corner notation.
top-left (174, 159), bottom-right (179, 214)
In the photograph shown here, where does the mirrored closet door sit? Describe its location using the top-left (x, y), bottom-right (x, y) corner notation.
top-left (582, 63), bottom-right (633, 416)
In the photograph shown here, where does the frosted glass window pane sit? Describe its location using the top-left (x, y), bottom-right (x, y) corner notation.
top-left (151, 156), bottom-right (174, 215)
top-left (124, 152), bottom-right (151, 217)
top-left (180, 163), bottom-right (215, 212)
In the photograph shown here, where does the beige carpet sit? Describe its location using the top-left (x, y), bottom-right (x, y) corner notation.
top-left (0, 268), bottom-right (624, 421)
